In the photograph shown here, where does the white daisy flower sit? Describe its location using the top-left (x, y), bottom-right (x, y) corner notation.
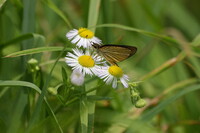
top-left (66, 28), bottom-right (102, 48)
top-left (98, 65), bottom-right (129, 88)
top-left (65, 48), bottom-right (103, 76)
top-left (70, 69), bottom-right (84, 86)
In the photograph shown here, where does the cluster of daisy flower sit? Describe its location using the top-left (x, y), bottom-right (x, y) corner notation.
top-left (65, 28), bottom-right (129, 88)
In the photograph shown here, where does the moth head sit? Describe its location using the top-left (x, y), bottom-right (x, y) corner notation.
top-left (92, 43), bottom-right (100, 49)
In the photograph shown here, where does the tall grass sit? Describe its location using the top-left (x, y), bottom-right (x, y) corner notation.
top-left (1, 0), bottom-right (200, 133)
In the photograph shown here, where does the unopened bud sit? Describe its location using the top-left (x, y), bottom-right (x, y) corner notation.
top-left (48, 87), bottom-right (57, 95)
top-left (70, 69), bottom-right (84, 86)
top-left (27, 58), bottom-right (40, 72)
top-left (135, 99), bottom-right (146, 108)
top-left (28, 58), bottom-right (38, 65)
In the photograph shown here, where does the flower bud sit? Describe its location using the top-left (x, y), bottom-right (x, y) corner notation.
top-left (70, 69), bottom-right (84, 86)
top-left (135, 99), bottom-right (146, 108)
top-left (48, 87), bottom-right (57, 95)
top-left (28, 58), bottom-right (38, 65)
top-left (27, 58), bottom-right (40, 72)
top-left (131, 92), bottom-right (139, 98)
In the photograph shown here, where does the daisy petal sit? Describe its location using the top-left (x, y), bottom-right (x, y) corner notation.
top-left (66, 28), bottom-right (102, 48)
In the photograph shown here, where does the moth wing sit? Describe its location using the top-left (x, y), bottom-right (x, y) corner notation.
top-left (99, 45), bottom-right (137, 65)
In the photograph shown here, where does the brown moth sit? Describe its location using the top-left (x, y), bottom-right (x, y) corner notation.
top-left (92, 43), bottom-right (137, 65)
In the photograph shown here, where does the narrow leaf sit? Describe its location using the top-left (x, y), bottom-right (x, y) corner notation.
top-left (96, 24), bottom-right (179, 46)
top-left (62, 67), bottom-right (68, 85)
top-left (141, 84), bottom-right (200, 120)
top-left (191, 34), bottom-right (200, 46)
top-left (0, 80), bottom-right (41, 93)
top-left (0, 0), bottom-right (6, 9)
top-left (0, 80), bottom-right (63, 133)
top-left (4, 47), bottom-right (71, 58)
top-left (0, 33), bottom-right (45, 49)
top-left (43, 0), bottom-right (72, 29)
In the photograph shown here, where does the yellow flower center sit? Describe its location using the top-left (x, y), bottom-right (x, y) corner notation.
top-left (78, 28), bottom-right (94, 39)
top-left (78, 55), bottom-right (95, 67)
top-left (108, 65), bottom-right (123, 78)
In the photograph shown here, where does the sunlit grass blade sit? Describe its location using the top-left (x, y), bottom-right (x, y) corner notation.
top-left (141, 84), bottom-right (200, 121)
top-left (191, 34), bottom-right (200, 46)
top-left (4, 47), bottom-right (71, 58)
top-left (87, 0), bottom-right (101, 32)
top-left (0, 0), bottom-right (6, 9)
top-left (140, 52), bottom-right (186, 81)
top-left (134, 78), bottom-right (199, 118)
top-left (80, 98), bottom-right (88, 133)
top-left (85, 1), bottom-right (101, 133)
top-left (0, 80), bottom-right (41, 93)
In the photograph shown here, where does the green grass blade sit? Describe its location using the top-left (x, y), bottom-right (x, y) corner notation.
top-left (4, 47), bottom-right (71, 58)
top-left (96, 23), bottom-right (179, 46)
top-left (187, 56), bottom-right (200, 78)
top-left (80, 97), bottom-right (88, 133)
top-left (27, 46), bottom-right (67, 133)
top-left (0, 81), bottom-right (38, 133)
top-left (44, 100), bottom-right (64, 133)
top-left (83, 1), bottom-right (101, 133)
top-left (43, 0), bottom-right (72, 29)
top-left (0, 33), bottom-right (45, 49)
top-left (87, 0), bottom-right (101, 32)
top-left (0, 80), bottom-right (41, 93)
top-left (22, 0), bottom-right (36, 50)
top-left (8, 91), bottom-right (27, 133)
top-left (140, 52), bottom-right (186, 81)
top-left (0, 0), bottom-right (6, 9)
top-left (166, 1), bottom-right (200, 38)
top-left (0, 80), bottom-right (63, 133)
top-left (191, 34), bottom-right (200, 46)
top-left (141, 84), bottom-right (200, 121)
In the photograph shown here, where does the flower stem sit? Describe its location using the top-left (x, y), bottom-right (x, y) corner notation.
top-left (80, 86), bottom-right (88, 133)
top-left (84, 0), bottom-right (101, 132)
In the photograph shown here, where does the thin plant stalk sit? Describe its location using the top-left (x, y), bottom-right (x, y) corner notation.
top-left (140, 52), bottom-right (186, 81)
top-left (79, 0), bottom-right (101, 133)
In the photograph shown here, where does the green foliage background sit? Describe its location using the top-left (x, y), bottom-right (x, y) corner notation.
top-left (1, 0), bottom-right (200, 133)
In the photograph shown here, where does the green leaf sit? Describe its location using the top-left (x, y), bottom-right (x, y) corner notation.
top-left (22, 0), bottom-right (36, 51)
top-left (0, 80), bottom-right (40, 133)
top-left (80, 99), bottom-right (88, 133)
top-left (43, 0), bottom-right (72, 29)
top-left (4, 47), bottom-right (71, 57)
top-left (0, 80), bottom-right (41, 93)
top-left (0, 80), bottom-right (64, 133)
top-left (27, 46), bottom-right (67, 133)
top-left (61, 66), bottom-right (71, 100)
top-left (87, 95), bottom-right (112, 101)
top-left (166, 1), bottom-right (200, 38)
top-left (87, 0), bottom-right (101, 33)
top-left (141, 84), bottom-right (200, 120)
top-left (96, 23), bottom-right (178, 46)
top-left (191, 34), bottom-right (200, 46)
top-left (62, 66), bottom-right (68, 85)
top-left (0, 33), bottom-right (45, 49)
top-left (84, 1), bottom-right (101, 133)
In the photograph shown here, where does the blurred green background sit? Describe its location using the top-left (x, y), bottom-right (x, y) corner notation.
top-left (1, 0), bottom-right (200, 133)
